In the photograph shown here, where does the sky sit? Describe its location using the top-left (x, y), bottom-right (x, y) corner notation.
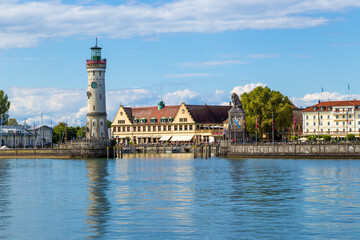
top-left (1, 0), bottom-right (360, 126)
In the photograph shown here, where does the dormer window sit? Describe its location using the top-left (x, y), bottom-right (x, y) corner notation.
top-left (169, 117), bottom-right (174, 123)
top-left (140, 118), bottom-right (147, 123)
top-left (161, 117), bottom-right (167, 123)
top-left (134, 118), bottom-right (139, 123)
top-left (150, 117), bottom-right (157, 123)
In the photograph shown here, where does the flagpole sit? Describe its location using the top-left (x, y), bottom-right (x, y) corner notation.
top-left (255, 115), bottom-right (258, 146)
top-left (272, 111), bottom-right (274, 145)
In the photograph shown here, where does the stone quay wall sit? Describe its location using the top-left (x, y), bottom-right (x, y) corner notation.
top-left (220, 142), bottom-right (360, 159)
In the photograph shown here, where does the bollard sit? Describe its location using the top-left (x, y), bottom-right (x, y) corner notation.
top-left (205, 145), bottom-right (208, 159)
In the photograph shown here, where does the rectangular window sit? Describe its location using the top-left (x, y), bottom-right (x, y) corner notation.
top-left (343, 115), bottom-right (345, 119)
top-left (122, 127), bottom-right (125, 132)
top-left (118, 120), bottom-right (125, 124)
top-left (179, 118), bottom-right (188, 122)
top-left (174, 126), bottom-right (178, 131)
top-left (350, 122), bottom-right (352, 125)
top-left (153, 126), bottom-right (156, 131)
top-left (163, 126), bottom-right (166, 131)
top-left (306, 122), bottom-right (308, 126)
top-left (336, 115), bottom-right (339, 119)
top-left (93, 105), bottom-right (95, 110)
top-left (127, 127), bottom-right (130, 132)
top-left (113, 127), bottom-right (116, 132)
top-left (143, 126), bottom-right (146, 131)
top-left (320, 115), bottom-right (323, 119)
top-left (99, 71), bottom-right (101, 76)
top-left (313, 122), bottom-right (316, 126)
top-left (148, 126), bottom-right (151, 131)
top-left (168, 126), bottom-right (171, 131)
top-left (158, 126), bottom-right (161, 131)
top-left (313, 116), bottom-right (316, 119)
top-left (100, 94), bottom-right (102, 99)
top-left (328, 122), bottom-right (330, 126)
top-left (184, 125), bottom-right (188, 130)
top-left (138, 127), bottom-right (141, 132)
top-left (118, 127), bottom-right (121, 132)
top-left (336, 122), bottom-right (339, 126)
top-left (133, 127), bottom-right (136, 132)
top-left (179, 125), bottom-right (183, 130)
top-left (306, 116), bottom-right (308, 120)
top-left (343, 122), bottom-right (345, 125)
top-left (189, 125), bottom-right (193, 130)
top-left (328, 115), bottom-right (330, 119)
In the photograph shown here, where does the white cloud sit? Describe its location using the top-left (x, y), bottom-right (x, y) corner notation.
top-left (231, 82), bottom-right (266, 96)
top-left (163, 89), bottom-right (201, 105)
top-left (1, 0), bottom-right (360, 48)
top-left (292, 91), bottom-right (360, 108)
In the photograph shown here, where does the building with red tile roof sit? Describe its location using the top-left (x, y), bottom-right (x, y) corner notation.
top-left (302, 100), bottom-right (360, 138)
top-left (111, 101), bottom-right (231, 144)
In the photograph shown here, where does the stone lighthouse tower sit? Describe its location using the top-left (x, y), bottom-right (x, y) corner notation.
top-left (86, 40), bottom-right (108, 139)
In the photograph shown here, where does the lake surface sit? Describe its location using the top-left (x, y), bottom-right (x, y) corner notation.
top-left (1, 154), bottom-right (360, 239)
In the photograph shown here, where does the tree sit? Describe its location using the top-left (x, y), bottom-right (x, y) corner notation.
top-left (240, 86), bottom-right (293, 140)
top-left (107, 120), bottom-right (112, 129)
top-left (0, 90), bottom-right (10, 124)
top-left (6, 118), bottom-right (18, 126)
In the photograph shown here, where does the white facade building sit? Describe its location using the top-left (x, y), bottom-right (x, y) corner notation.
top-left (86, 41), bottom-right (108, 139)
top-left (302, 100), bottom-right (360, 139)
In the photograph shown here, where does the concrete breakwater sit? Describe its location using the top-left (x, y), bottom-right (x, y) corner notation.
top-left (0, 148), bottom-right (108, 159)
top-left (220, 142), bottom-right (360, 159)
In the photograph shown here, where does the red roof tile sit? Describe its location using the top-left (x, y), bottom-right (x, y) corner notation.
top-left (128, 105), bottom-right (180, 124)
top-left (302, 100), bottom-right (360, 112)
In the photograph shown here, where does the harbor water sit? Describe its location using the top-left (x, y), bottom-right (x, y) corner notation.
top-left (0, 154), bottom-right (360, 239)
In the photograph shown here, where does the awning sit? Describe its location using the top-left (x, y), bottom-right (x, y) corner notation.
top-left (170, 135), bottom-right (194, 142)
top-left (159, 135), bottom-right (172, 141)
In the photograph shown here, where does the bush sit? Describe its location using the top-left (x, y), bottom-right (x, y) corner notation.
top-left (321, 135), bottom-right (331, 142)
top-left (306, 135), bottom-right (317, 141)
top-left (347, 134), bottom-right (355, 141)
top-left (290, 135), bottom-right (298, 141)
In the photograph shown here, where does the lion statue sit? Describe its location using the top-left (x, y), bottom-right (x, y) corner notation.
top-left (231, 93), bottom-right (242, 109)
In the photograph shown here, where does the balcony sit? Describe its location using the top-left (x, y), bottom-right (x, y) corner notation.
top-left (86, 59), bottom-right (106, 65)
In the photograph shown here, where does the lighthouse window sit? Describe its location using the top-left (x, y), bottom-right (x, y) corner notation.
top-left (93, 105), bottom-right (95, 110)
top-left (100, 122), bottom-right (103, 126)
top-left (100, 94), bottom-right (102, 99)
top-left (99, 71), bottom-right (101, 76)
top-left (93, 72), bottom-right (95, 76)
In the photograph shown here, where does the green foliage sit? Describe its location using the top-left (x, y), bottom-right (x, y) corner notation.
top-left (52, 123), bottom-right (86, 144)
top-left (240, 86), bottom-right (293, 139)
top-left (6, 118), bottom-right (18, 126)
top-left (321, 135), bottom-right (331, 142)
top-left (0, 90), bottom-right (10, 117)
top-left (107, 120), bottom-right (112, 129)
top-left (306, 135), bottom-right (317, 141)
top-left (290, 135), bottom-right (298, 141)
top-left (347, 134), bottom-right (355, 141)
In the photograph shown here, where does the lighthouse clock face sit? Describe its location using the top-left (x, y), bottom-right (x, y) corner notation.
top-left (91, 82), bottom-right (98, 89)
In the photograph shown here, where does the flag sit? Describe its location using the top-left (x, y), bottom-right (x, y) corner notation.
top-left (294, 113), bottom-right (296, 129)
top-left (321, 87), bottom-right (324, 92)
top-left (234, 117), bottom-right (241, 129)
top-left (255, 115), bottom-right (258, 130)
top-left (229, 117), bottom-right (232, 129)
top-left (348, 84), bottom-right (350, 91)
top-left (272, 114), bottom-right (275, 131)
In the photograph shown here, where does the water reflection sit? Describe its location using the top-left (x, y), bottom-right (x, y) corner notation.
top-left (0, 160), bottom-right (11, 239)
top-left (85, 159), bottom-right (111, 238)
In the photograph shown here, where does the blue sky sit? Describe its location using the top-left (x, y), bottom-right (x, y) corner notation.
top-left (1, 0), bottom-right (360, 126)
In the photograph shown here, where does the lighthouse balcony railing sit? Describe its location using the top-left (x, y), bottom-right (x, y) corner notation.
top-left (86, 59), bottom-right (106, 64)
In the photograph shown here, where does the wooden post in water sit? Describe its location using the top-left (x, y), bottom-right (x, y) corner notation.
top-left (205, 145), bottom-right (208, 159)
top-left (113, 146), bottom-right (116, 158)
top-left (208, 144), bottom-right (211, 158)
top-left (193, 145), bottom-right (197, 158)
top-left (200, 145), bottom-right (203, 158)
top-left (107, 147), bottom-right (109, 159)
top-left (120, 146), bottom-right (123, 159)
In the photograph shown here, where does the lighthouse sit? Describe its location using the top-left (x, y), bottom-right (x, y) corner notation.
top-left (86, 40), bottom-right (108, 139)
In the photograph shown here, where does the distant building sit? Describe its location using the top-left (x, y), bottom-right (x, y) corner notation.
top-left (111, 101), bottom-right (231, 144)
top-left (302, 100), bottom-right (360, 139)
top-left (0, 124), bottom-right (52, 148)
